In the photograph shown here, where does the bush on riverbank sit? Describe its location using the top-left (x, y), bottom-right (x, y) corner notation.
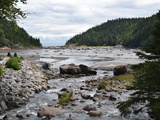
top-left (14, 52), bottom-right (18, 57)
top-left (0, 56), bottom-right (3, 61)
top-left (0, 67), bottom-right (4, 76)
top-left (150, 101), bottom-right (160, 120)
top-left (5, 57), bottom-right (21, 70)
top-left (58, 92), bottom-right (73, 105)
top-left (98, 81), bottom-right (108, 90)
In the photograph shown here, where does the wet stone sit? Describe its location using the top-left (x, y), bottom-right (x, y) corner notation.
top-left (16, 114), bottom-right (27, 118)
top-left (73, 109), bottom-right (86, 113)
top-left (81, 94), bottom-right (92, 99)
top-left (37, 107), bottom-right (66, 117)
top-left (109, 95), bottom-right (117, 101)
top-left (88, 110), bottom-right (102, 116)
top-left (3, 114), bottom-right (14, 119)
top-left (71, 103), bottom-right (78, 106)
top-left (80, 99), bottom-right (86, 103)
top-left (83, 105), bottom-right (97, 111)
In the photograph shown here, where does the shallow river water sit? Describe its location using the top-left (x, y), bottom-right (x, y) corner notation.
top-left (0, 47), bottom-right (153, 120)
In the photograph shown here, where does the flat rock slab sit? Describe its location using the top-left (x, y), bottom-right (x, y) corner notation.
top-left (37, 107), bottom-right (66, 117)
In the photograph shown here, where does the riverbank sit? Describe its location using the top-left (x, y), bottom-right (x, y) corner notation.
top-left (0, 59), bottom-right (48, 114)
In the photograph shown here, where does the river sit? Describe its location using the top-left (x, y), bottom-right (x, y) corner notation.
top-left (0, 47), bottom-right (153, 120)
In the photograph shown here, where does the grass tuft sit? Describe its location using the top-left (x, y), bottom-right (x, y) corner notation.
top-left (58, 92), bottom-right (73, 105)
top-left (113, 74), bottom-right (134, 82)
top-left (0, 67), bottom-right (4, 76)
top-left (98, 81), bottom-right (108, 90)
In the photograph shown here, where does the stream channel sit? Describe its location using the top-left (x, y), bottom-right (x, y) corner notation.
top-left (0, 47), bottom-right (153, 120)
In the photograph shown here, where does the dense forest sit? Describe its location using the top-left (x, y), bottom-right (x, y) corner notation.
top-left (0, 18), bottom-right (42, 48)
top-left (66, 14), bottom-right (157, 48)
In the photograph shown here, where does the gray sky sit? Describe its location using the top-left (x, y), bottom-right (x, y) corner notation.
top-left (18, 0), bottom-right (160, 46)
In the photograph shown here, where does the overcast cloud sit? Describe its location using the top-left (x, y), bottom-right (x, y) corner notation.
top-left (17, 0), bottom-right (160, 46)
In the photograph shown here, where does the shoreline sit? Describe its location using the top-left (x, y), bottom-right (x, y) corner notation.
top-left (0, 59), bottom-right (49, 115)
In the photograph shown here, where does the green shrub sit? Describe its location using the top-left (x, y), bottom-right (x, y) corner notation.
top-left (5, 57), bottom-right (21, 70)
top-left (0, 56), bottom-right (3, 61)
top-left (14, 52), bottom-right (18, 57)
top-left (150, 101), bottom-right (160, 120)
top-left (19, 56), bottom-right (24, 60)
top-left (98, 81), bottom-right (108, 90)
top-left (0, 67), bottom-right (4, 76)
top-left (58, 92), bottom-right (73, 105)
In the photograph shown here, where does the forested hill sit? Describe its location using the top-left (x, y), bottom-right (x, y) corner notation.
top-left (0, 19), bottom-right (42, 48)
top-left (66, 14), bottom-right (157, 48)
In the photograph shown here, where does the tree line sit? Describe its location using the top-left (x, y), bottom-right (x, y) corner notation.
top-left (66, 13), bottom-right (157, 48)
top-left (0, 18), bottom-right (42, 48)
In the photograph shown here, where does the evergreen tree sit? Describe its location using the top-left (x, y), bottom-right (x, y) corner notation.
top-left (117, 11), bottom-right (160, 119)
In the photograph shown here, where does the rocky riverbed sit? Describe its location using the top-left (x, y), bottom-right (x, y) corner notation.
top-left (0, 47), bottom-right (153, 120)
top-left (0, 59), bottom-right (48, 115)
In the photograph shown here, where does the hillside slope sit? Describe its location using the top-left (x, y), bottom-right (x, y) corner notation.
top-left (0, 19), bottom-right (42, 48)
top-left (66, 13), bottom-right (157, 48)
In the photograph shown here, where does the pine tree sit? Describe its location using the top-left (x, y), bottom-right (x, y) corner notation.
top-left (117, 11), bottom-right (160, 119)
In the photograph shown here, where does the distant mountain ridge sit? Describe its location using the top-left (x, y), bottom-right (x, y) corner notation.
top-left (0, 19), bottom-right (42, 48)
top-left (66, 13), bottom-right (157, 48)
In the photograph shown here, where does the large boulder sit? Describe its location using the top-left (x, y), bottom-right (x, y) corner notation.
top-left (60, 64), bottom-right (81, 74)
top-left (59, 64), bottom-right (97, 75)
top-left (79, 64), bottom-right (97, 75)
top-left (113, 65), bottom-right (127, 75)
top-left (37, 107), bottom-right (66, 117)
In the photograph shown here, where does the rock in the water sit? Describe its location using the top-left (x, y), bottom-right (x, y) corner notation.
top-left (88, 110), bottom-right (102, 116)
top-left (60, 88), bottom-right (69, 92)
top-left (37, 107), bottom-right (66, 117)
top-left (60, 64), bottom-right (81, 74)
top-left (79, 64), bottom-right (97, 75)
top-left (83, 105), bottom-right (96, 111)
top-left (3, 114), bottom-right (14, 119)
top-left (81, 94), bottom-right (92, 99)
top-left (59, 63), bottom-right (97, 75)
top-left (109, 95), bottom-right (117, 101)
top-left (16, 114), bottom-right (27, 118)
top-left (73, 109), bottom-right (85, 113)
top-left (113, 65), bottom-right (127, 75)
top-left (42, 63), bottom-right (51, 70)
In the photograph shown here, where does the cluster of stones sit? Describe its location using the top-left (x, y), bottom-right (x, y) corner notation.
top-left (1, 62), bottom-right (130, 119)
top-left (0, 59), bottom-right (48, 114)
top-left (34, 65), bottom-right (130, 119)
